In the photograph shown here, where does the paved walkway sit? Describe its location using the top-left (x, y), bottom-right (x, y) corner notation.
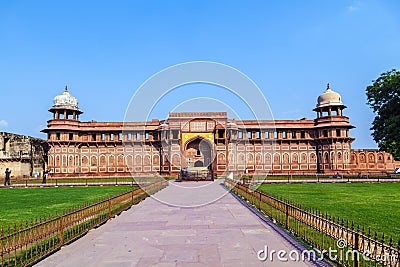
top-left (37, 181), bottom-right (317, 267)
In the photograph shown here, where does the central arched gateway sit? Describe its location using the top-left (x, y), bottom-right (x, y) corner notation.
top-left (184, 136), bottom-right (214, 169)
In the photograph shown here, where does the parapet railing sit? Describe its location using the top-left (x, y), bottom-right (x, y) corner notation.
top-left (0, 180), bottom-right (168, 267)
top-left (225, 179), bottom-right (400, 267)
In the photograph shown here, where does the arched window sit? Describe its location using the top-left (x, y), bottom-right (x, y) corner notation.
top-left (172, 154), bottom-right (180, 165)
top-left (126, 155), bottom-right (134, 168)
top-left (135, 155), bottom-right (142, 165)
top-left (274, 154), bottom-right (280, 164)
top-left (292, 153), bottom-right (298, 164)
top-left (283, 153), bottom-right (289, 164)
top-left (238, 153), bottom-right (245, 164)
top-left (109, 155), bottom-right (115, 166)
top-left (82, 156), bottom-right (89, 166)
top-left (117, 155), bottom-right (125, 166)
top-left (324, 152), bottom-right (329, 162)
top-left (310, 153), bottom-right (316, 163)
top-left (247, 153), bottom-right (254, 164)
top-left (100, 155), bottom-right (106, 166)
top-left (255, 153), bottom-right (262, 165)
top-left (91, 156), bottom-right (97, 166)
top-left (153, 154), bottom-right (160, 165)
top-left (368, 153), bottom-right (374, 163)
top-left (377, 153), bottom-right (384, 163)
top-left (264, 153), bottom-right (272, 164)
top-left (301, 153), bottom-right (307, 163)
top-left (144, 155), bottom-right (151, 165)
top-left (218, 153), bottom-right (226, 164)
top-left (360, 153), bottom-right (366, 163)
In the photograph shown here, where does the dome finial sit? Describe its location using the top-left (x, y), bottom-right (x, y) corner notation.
top-left (65, 85), bottom-right (68, 92)
top-left (326, 83), bottom-right (331, 91)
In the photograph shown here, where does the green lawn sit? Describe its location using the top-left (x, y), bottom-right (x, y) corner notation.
top-left (257, 182), bottom-right (400, 241)
top-left (0, 186), bottom-right (133, 230)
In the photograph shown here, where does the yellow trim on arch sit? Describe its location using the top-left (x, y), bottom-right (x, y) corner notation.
top-left (182, 133), bottom-right (214, 149)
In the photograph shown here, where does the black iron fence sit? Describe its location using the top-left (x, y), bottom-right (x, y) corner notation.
top-left (0, 180), bottom-right (167, 266)
top-left (225, 179), bottom-right (400, 267)
top-left (7, 176), bottom-right (165, 187)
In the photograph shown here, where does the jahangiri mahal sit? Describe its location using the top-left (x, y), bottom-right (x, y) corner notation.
top-left (40, 84), bottom-right (400, 178)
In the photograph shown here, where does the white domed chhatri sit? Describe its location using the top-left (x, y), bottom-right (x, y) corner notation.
top-left (53, 86), bottom-right (80, 110)
top-left (317, 83), bottom-right (343, 108)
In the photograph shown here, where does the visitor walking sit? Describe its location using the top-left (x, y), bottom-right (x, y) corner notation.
top-left (4, 168), bottom-right (11, 186)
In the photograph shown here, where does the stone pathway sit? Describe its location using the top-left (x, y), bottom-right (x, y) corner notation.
top-left (37, 181), bottom-right (318, 267)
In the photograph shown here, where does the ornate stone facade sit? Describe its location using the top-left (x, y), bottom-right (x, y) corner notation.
top-left (42, 85), bottom-right (400, 177)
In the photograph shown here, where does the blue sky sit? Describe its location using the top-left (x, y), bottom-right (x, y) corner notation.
top-left (0, 1), bottom-right (399, 148)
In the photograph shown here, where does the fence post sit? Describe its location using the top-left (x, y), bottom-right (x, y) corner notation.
top-left (108, 198), bottom-right (112, 219)
top-left (353, 231), bottom-right (360, 267)
top-left (285, 203), bottom-right (289, 229)
top-left (131, 188), bottom-right (134, 205)
top-left (59, 213), bottom-right (64, 247)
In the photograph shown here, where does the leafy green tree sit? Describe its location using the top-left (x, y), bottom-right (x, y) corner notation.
top-left (366, 69), bottom-right (400, 160)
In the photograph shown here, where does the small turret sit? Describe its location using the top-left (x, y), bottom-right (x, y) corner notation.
top-left (49, 86), bottom-right (82, 120)
top-left (313, 83), bottom-right (354, 173)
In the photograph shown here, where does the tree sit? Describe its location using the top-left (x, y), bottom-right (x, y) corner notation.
top-left (366, 69), bottom-right (400, 160)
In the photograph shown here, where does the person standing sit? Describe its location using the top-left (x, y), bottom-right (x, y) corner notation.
top-left (4, 168), bottom-right (11, 186)
top-left (42, 170), bottom-right (48, 184)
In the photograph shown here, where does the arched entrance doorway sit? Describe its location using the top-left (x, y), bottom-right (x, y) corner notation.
top-left (184, 137), bottom-right (214, 169)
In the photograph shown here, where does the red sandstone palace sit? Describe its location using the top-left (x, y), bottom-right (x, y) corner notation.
top-left (42, 85), bottom-right (399, 177)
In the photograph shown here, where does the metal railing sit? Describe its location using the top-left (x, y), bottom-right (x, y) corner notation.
top-left (0, 180), bottom-right (168, 266)
top-left (221, 173), bottom-right (400, 184)
top-left (225, 179), bottom-right (400, 267)
top-left (7, 177), bottom-right (165, 187)
top-left (241, 173), bottom-right (400, 181)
